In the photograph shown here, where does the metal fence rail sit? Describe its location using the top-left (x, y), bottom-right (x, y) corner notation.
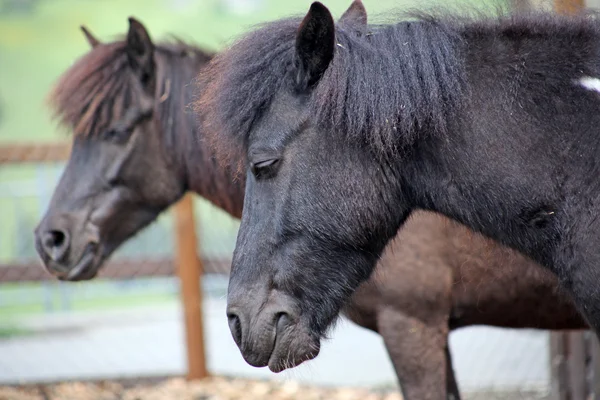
top-left (0, 258), bottom-right (231, 282)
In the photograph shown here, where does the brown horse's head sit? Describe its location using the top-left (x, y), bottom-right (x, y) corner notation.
top-left (35, 18), bottom-right (212, 281)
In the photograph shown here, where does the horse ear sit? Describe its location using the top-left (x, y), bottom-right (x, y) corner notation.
top-left (339, 0), bottom-right (367, 32)
top-left (126, 17), bottom-right (155, 90)
top-left (295, 2), bottom-right (335, 90)
top-left (80, 25), bottom-right (101, 48)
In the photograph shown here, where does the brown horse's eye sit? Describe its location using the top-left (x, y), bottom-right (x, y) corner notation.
top-left (103, 127), bottom-right (132, 144)
top-left (251, 158), bottom-right (279, 178)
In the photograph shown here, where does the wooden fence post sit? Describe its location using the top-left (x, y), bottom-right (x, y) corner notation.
top-left (549, 332), bottom-right (569, 400)
top-left (174, 193), bottom-right (208, 380)
top-left (554, 0), bottom-right (584, 14)
top-left (567, 332), bottom-right (589, 399)
top-left (590, 336), bottom-right (600, 395)
top-left (549, 331), bottom-right (591, 400)
top-left (547, 1), bottom-right (588, 397)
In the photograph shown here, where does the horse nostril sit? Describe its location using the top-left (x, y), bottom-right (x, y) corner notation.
top-left (45, 230), bottom-right (66, 248)
top-left (275, 312), bottom-right (291, 336)
top-left (42, 229), bottom-right (70, 261)
top-left (227, 312), bottom-right (243, 347)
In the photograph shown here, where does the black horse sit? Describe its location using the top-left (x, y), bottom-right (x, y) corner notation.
top-left (197, 0), bottom-right (600, 374)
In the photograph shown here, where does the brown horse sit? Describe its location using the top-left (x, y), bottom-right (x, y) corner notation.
top-left (34, 14), bottom-right (586, 400)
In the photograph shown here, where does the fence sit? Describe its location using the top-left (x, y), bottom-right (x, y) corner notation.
top-left (548, 331), bottom-right (600, 400)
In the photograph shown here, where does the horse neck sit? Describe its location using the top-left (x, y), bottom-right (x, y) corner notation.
top-left (402, 123), bottom-right (557, 268)
top-left (156, 53), bottom-right (245, 219)
top-left (183, 139), bottom-right (245, 219)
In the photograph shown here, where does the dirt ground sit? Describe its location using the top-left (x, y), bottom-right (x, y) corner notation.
top-left (0, 377), bottom-right (549, 400)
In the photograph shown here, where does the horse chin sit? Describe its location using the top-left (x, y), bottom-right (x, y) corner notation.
top-left (54, 243), bottom-right (102, 282)
top-left (69, 245), bottom-right (100, 281)
top-left (266, 326), bottom-right (321, 373)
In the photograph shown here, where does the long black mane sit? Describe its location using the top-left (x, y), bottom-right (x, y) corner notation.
top-left (197, 12), bottom-right (465, 160)
top-left (197, 8), bottom-right (600, 160)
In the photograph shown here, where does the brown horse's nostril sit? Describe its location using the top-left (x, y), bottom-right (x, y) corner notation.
top-left (45, 230), bottom-right (66, 248)
top-left (42, 229), bottom-right (70, 262)
top-left (227, 312), bottom-right (243, 347)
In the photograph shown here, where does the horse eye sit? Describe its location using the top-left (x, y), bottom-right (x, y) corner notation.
top-left (103, 129), bottom-right (117, 139)
top-left (106, 175), bottom-right (122, 187)
top-left (103, 127), bottom-right (131, 144)
top-left (251, 158), bottom-right (279, 178)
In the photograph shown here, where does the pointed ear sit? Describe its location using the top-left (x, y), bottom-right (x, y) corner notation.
top-left (339, 0), bottom-right (367, 32)
top-left (126, 17), bottom-right (155, 89)
top-left (294, 2), bottom-right (335, 90)
top-left (80, 25), bottom-right (101, 48)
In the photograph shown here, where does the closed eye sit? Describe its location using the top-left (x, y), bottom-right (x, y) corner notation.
top-left (251, 158), bottom-right (280, 178)
top-left (103, 127), bottom-right (132, 144)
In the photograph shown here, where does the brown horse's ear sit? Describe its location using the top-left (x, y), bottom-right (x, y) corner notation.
top-left (295, 2), bottom-right (335, 90)
top-left (80, 25), bottom-right (101, 48)
top-left (339, 0), bottom-right (367, 32)
top-left (126, 17), bottom-right (155, 91)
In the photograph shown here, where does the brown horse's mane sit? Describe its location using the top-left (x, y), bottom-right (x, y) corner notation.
top-left (48, 37), bottom-right (213, 138)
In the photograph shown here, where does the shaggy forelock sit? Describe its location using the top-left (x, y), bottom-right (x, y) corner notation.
top-left (195, 12), bottom-right (467, 164)
top-left (195, 18), bottom-right (300, 168)
top-left (48, 41), bottom-right (135, 138)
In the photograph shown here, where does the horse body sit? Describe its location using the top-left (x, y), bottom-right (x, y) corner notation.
top-left (351, 211), bottom-right (584, 333)
top-left (347, 211), bottom-right (586, 399)
top-left (36, 14), bottom-right (587, 400)
top-left (412, 14), bottom-right (600, 327)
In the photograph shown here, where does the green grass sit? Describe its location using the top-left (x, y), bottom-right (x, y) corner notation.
top-left (0, 287), bottom-right (178, 338)
top-left (0, 325), bottom-right (34, 338)
top-left (0, 293), bottom-right (178, 319)
top-left (0, 279), bottom-right (180, 320)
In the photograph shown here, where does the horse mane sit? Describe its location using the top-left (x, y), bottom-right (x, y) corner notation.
top-left (196, 7), bottom-right (600, 162)
top-left (196, 12), bottom-right (465, 162)
top-left (48, 37), bottom-right (213, 139)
